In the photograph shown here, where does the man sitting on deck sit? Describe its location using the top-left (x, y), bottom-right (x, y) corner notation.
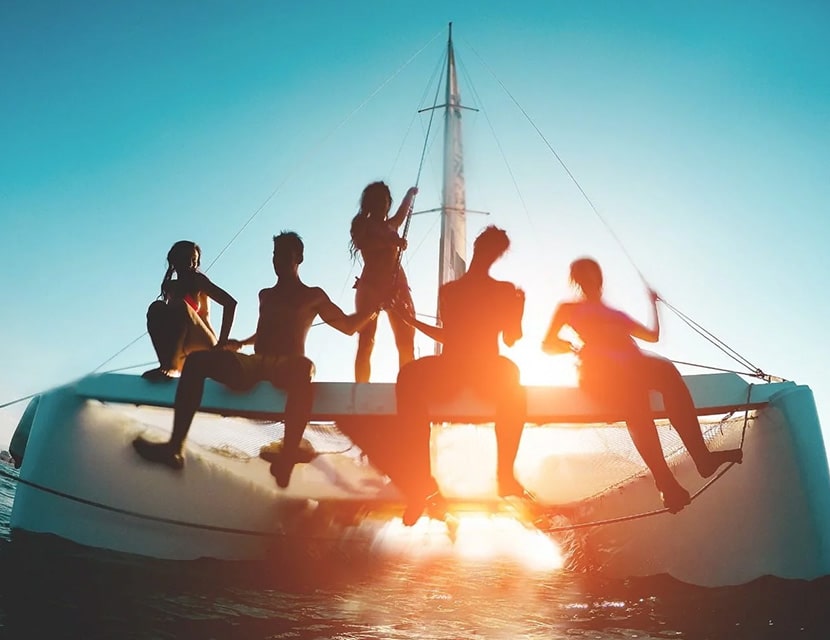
top-left (133, 231), bottom-right (379, 487)
top-left (392, 225), bottom-right (528, 525)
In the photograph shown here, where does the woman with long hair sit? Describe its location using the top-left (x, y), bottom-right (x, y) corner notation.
top-left (542, 257), bottom-right (742, 513)
top-left (349, 181), bottom-right (418, 382)
top-left (142, 240), bottom-right (237, 381)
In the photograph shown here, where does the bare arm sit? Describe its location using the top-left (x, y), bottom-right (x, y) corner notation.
top-left (315, 290), bottom-right (379, 335)
top-left (542, 304), bottom-right (576, 355)
top-left (502, 286), bottom-right (525, 347)
top-left (387, 295), bottom-right (445, 342)
top-left (629, 289), bottom-right (660, 343)
top-left (196, 273), bottom-right (238, 345)
top-left (387, 186), bottom-right (418, 230)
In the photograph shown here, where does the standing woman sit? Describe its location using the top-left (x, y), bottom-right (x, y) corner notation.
top-left (143, 240), bottom-right (237, 381)
top-left (349, 181), bottom-right (418, 382)
top-left (542, 257), bottom-right (742, 513)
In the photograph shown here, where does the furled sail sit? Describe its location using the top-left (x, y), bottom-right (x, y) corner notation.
top-left (438, 24), bottom-right (467, 301)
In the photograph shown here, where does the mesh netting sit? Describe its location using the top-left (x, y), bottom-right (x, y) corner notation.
top-left (114, 402), bottom-right (753, 505)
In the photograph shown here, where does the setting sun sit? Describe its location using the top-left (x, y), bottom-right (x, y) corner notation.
top-left (506, 342), bottom-right (579, 387)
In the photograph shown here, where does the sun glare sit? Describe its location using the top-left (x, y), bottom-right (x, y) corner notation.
top-left (374, 515), bottom-right (564, 572)
top-left (507, 343), bottom-right (578, 387)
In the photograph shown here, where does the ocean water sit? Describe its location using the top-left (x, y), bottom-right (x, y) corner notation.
top-left (0, 469), bottom-right (828, 639)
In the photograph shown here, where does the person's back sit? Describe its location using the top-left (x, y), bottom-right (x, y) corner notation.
top-left (394, 225), bottom-right (528, 524)
top-left (440, 275), bottom-right (522, 366)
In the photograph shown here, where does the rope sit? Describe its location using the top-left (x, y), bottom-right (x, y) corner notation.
top-left (660, 298), bottom-right (768, 379)
top-left (57, 29), bottom-right (447, 386)
top-left (540, 383), bottom-right (754, 533)
top-left (0, 386), bottom-right (754, 542)
top-left (460, 37), bottom-right (776, 380)
top-left (0, 465), bottom-right (350, 542)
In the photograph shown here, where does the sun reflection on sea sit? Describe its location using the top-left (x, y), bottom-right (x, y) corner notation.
top-left (371, 513), bottom-right (564, 572)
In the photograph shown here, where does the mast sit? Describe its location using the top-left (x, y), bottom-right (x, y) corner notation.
top-left (436, 22), bottom-right (467, 350)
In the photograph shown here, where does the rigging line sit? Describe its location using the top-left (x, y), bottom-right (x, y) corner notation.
top-left (1, 355), bottom-right (158, 409)
top-left (79, 31), bottom-right (446, 384)
top-left (667, 358), bottom-right (775, 380)
top-left (0, 467), bottom-right (343, 542)
top-left (90, 332), bottom-right (149, 373)
top-left (205, 28), bottom-right (444, 273)
top-left (389, 47), bottom-right (447, 178)
top-left (462, 38), bottom-right (646, 283)
top-left (0, 393), bottom-right (38, 410)
top-left (660, 298), bottom-right (765, 376)
top-left (456, 51), bottom-right (541, 249)
top-left (542, 449), bottom-right (744, 533)
top-left (464, 38), bottom-right (768, 376)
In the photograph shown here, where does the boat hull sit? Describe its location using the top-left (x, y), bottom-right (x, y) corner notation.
top-left (8, 374), bottom-right (829, 585)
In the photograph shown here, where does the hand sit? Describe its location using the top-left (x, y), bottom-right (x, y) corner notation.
top-left (216, 338), bottom-right (243, 352)
top-left (407, 186), bottom-right (419, 198)
top-left (648, 288), bottom-right (661, 304)
top-left (397, 237), bottom-right (408, 251)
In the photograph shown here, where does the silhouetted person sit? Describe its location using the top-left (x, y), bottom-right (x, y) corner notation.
top-left (133, 232), bottom-right (379, 487)
top-left (143, 241), bottom-right (237, 381)
top-left (349, 181), bottom-right (418, 382)
top-left (542, 257), bottom-right (742, 513)
top-left (393, 226), bottom-right (527, 525)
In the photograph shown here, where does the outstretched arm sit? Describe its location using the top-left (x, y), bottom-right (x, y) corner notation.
top-left (629, 289), bottom-right (660, 343)
top-left (388, 186), bottom-right (418, 230)
top-left (388, 293), bottom-right (444, 342)
top-left (542, 304), bottom-right (576, 354)
top-left (316, 290), bottom-right (379, 335)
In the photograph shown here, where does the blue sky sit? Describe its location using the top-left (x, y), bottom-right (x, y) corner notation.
top-left (1, 1), bottom-right (829, 448)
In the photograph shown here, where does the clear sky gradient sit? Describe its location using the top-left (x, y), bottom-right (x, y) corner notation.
top-left (2, 1), bottom-right (828, 449)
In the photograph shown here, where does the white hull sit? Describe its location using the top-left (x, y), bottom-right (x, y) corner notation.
top-left (8, 373), bottom-right (829, 586)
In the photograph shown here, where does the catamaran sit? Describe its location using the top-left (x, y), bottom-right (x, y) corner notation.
top-left (6, 24), bottom-right (829, 587)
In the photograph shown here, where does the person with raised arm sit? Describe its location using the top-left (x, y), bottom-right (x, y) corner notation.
top-left (542, 257), bottom-right (742, 513)
top-left (349, 181), bottom-right (418, 382)
top-left (133, 231), bottom-right (380, 488)
top-left (392, 225), bottom-right (528, 525)
top-left (143, 240), bottom-right (237, 381)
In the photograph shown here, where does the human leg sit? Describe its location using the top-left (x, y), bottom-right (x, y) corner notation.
top-left (583, 359), bottom-right (689, 512)
top-left (395, 356), bottom-right (447, 524)
top-left (267, 356), bottom-right (316, 488)
top-left (388, 287), bottom-right (416, 370)
top-left (354, 284), bottom-right (380, 382)
top-left (133, 350), bottom-right (248, 469)
top-left (178, 303), bottom-right (218, 368)
top-left (144, 301), bottom-right (177, 379)
top-left (643, 356), bottom-right (742, 478)
top-left (481, 357), bottom-right (527, 496)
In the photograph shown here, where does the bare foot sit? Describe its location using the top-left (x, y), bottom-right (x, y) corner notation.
top-left (697, 449), bottom-right (743, 478)
top-left (659, 484), bottom-right (691, 514)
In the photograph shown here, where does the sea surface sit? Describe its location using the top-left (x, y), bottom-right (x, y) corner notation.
top-left (0, 468), bottom-right (827, 640)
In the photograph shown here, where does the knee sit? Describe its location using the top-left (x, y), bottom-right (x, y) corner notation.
top-left (181, 350), bottom-right (215, 377)
top-left (293, 356), bottom-right (315, 383)
top-left (147, 300), bottom-right (167, 321)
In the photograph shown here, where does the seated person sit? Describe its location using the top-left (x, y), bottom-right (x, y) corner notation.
top-left (133, 231), bottom-right (379, 488)
top-left (393, 226), bottom-right (528, 524)
top-left (542, 257), bottom-right (742, 513)
top-left (143, 240), bottom-right (237, 381)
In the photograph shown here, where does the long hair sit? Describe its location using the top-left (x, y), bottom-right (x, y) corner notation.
top-left (349, 181), bottom-right (392, 258)
top-left (160, 240), bottom-right (201, 299)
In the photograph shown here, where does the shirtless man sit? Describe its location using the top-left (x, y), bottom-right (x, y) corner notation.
top-left (393, 225), bottom-right (527, 524)
top-left (133, 231), bottom-right (379, 487)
